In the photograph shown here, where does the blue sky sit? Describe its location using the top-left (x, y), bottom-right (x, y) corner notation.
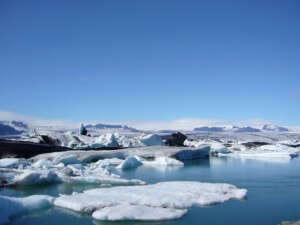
top-left (0, 0), bottom-right (299, 126)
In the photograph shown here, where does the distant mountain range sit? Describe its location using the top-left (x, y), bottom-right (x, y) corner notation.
top-left (0, 119), bottom-right (291, 136)
top-left (194, 125), bottom-right (289, 133)
top-left (82, 124), bottom-right (140, 132)
top-left (0, 120), bottom-right (27, 136)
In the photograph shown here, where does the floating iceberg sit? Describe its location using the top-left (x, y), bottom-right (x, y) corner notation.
top-left (11, 170), bottom-right (62, 186)
top-left (0, 195), bottom-right (53, 225)
top-left (116, 156), bottom-right (142, 170)
top-left (54, 181), bottom-right (247, 221)
top-left (139, 134), bottom-right (164, 146)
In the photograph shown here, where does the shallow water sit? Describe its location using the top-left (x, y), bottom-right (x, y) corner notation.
top-left (2, 156), bottom-right (300, 225)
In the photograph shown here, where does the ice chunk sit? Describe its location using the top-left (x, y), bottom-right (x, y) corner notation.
top-left (0, 158), bottom-right (27, 168)
top-left (116, 156), bottom-right (142, 170)
top-left (139, 134), bottom-right (164, 146)
top-left (210, 143), bottom-right (230, 154)
top-left (11, 170), bottom-right (62, 186)
top-left (92, 133), bottom-right (120, 148)
top-left (54, 181), bottom-right (247, 221)
top-left (92, 203), bottom-right (187, 221)
top-left (0, 195), bottom-right (53, 225)
top-left (143, 157), bottom-right (184, 167)
top-left (32, 159), bottom-right (55, 169)
top-left (52, 153), bottom-right (80, 165)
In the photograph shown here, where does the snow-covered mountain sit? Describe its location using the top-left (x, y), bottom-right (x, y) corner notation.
top-left (262, 124), bottom-right (289, 132)
top-left (193, 126), bottom-right (261, 133)
top-left (0, 120), bottom-right (28, 136)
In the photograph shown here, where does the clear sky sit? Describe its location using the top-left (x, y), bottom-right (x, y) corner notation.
top-left (0, 0), bottom-right (299, 125)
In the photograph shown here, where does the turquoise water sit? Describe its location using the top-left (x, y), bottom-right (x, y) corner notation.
top-left (2, 156), bottom-right (300, 225)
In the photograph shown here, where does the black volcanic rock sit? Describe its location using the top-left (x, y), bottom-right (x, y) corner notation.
top-left (194, 126), bottom-right (225, 132)
top-left (0, 138), bottom-right (70, 158)
top-left (0, 124), bottom-right (22, 136)
top-left (165, 132), bottom-right (187, 146)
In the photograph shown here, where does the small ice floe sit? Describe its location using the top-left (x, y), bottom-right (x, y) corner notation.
top-left (54, 181), bottom-right (247, 221)
top-left (0, 195), bottom-right (53, 225)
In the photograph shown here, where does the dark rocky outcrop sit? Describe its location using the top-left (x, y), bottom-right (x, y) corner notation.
top-left (242, 142), bottom-right (269, 148)
top-left (164, 132), bottom-right (187, 147)
top-left (0, 138), bottom-right (70, 158)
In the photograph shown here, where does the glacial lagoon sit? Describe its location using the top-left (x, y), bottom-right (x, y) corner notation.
top-left (2, 156), bottom-right (300, 225)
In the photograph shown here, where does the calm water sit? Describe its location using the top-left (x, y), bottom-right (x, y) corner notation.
top-left (2, 156), bottom-right (300, 225)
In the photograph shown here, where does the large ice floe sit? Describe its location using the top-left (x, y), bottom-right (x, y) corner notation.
top-left (0, 195), bottom-right (53, 225)
top-left (54, 181), bottom-right (247, 221)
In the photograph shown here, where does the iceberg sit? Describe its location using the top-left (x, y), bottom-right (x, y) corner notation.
top-left (139, 134), bottom-right (164, 146)
top-left (54, 181), bottom-right (247, 221)
top-left (116, 156), bottom-right (142, 170)
top-left (32, 159), bottom-right (55, 169)
top-left (52, 153), bottom-right (80, 165)
top-left (0, 195), bottom-right (53, 225)
top-left (11, 170), bottom-right (62, 186)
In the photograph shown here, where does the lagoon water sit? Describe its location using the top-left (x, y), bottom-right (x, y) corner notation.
top-left (2, 156), bottom-right (300, 225)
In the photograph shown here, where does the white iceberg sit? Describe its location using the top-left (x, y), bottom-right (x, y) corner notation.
top-left (32, 159), bottom-right (55, 169)
top-left (11, 170), bottom-right (62, 186)
top-left (0, 195), bottom-right (53, 225)
top-left (116, 156), bottom-right (142, 170)
top-left (54, 181), bottom-right (247, 221)
top-left (139, 134), bottom-right (164, 146)
top-left (52, 153), bottom-right (80, 165)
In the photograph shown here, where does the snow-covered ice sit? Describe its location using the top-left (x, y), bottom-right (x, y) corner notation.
top-left (0, 195), bottom-right (53, 225)
top-left (92, 203), bottom-right (187, 221)
top-left (54, 181), bottom-right (247, 221)
top-left (0, 158), bottom-right (27, 168)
